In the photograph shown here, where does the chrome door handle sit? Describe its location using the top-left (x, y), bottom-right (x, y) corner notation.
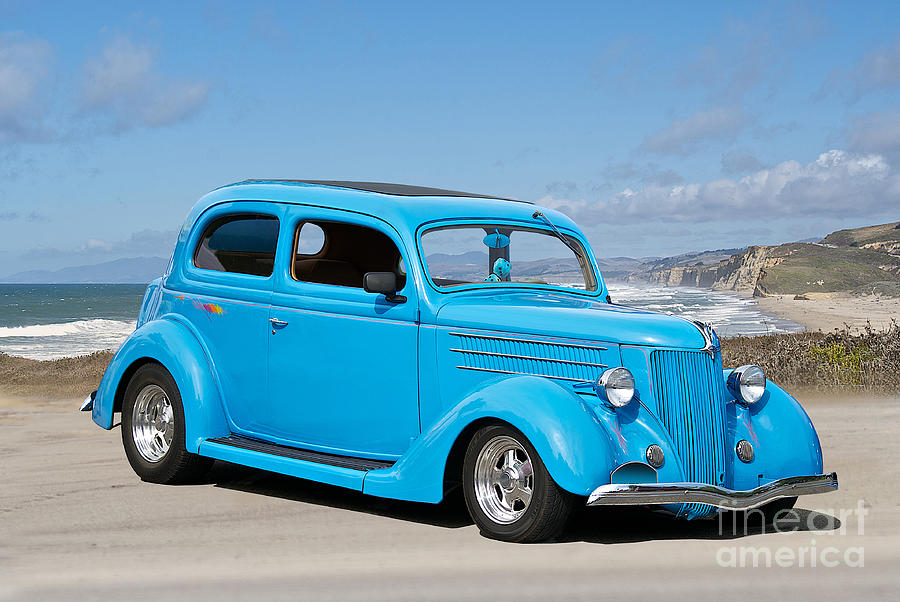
top-left (269, 317), bottom-right (289, 326)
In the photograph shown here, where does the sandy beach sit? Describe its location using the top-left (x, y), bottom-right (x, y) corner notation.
top-left (752, 293), bottom-right (900, 333)
top-left (1, 393), bottom-right (897, 600)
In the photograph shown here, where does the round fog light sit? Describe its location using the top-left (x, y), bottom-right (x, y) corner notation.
top-left (736, 439), bottom-right (754, 463)
top-left (646, 444), bottom-right (664, 468)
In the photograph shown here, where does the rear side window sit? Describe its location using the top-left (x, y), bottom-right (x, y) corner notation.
top-left (194, 214), bottom-right (279, 277)
top-left (292, 220), bottom-right (406, 289)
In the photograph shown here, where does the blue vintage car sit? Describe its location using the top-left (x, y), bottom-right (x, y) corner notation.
top-left (83, 180), bottom-right (837, 542)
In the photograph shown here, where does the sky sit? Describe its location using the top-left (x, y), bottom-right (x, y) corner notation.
top-left (1, 0), bottom-right (899, 278)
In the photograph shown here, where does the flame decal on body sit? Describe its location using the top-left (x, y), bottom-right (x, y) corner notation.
top-left (192, 299), bottom-right (225, 317)
top-left (202, 303), bottom-right (225, 315)
top-left (171, 294), bottom-right (226, 318)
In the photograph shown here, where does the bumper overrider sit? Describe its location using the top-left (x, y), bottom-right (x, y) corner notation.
top-left (587, 472), bottom-right (839, 510)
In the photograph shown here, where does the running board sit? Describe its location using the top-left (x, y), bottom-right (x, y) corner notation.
top-left (206, 435), bottom-right (395, 472)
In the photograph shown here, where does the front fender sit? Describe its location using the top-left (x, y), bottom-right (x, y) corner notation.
top-left (364, 375), bottom-right (620, 503)
top-left (726, 375), bottom-right (824, 490)
top-left (92, 316), bottom-right (229, 453)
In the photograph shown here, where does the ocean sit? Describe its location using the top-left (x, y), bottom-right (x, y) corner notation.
top-left (606, 283), bottom-right (803, 338)
top-left (0, 283), bottom-right (803, 360)
top-left (0, 284), bottom-right (144, 360)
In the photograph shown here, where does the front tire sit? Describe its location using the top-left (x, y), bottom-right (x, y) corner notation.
top-left (121, 363), bottom-right (213, 484)
top-left (463, 424), bottom-right (574, 542)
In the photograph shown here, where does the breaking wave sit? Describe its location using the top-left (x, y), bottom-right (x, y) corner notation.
top-left (607, 283), bottom-right (803, 337)
top-left (0, 319), bottom-right (135, 360)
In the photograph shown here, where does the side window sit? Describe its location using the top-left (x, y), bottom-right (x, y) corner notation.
top-left (194, 214), bottom-right (279, 277)
top-left (292, 220), bottom-right (406, 289)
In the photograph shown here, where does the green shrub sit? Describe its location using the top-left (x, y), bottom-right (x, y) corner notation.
top-left (722, 322), bottom-right (900, 393)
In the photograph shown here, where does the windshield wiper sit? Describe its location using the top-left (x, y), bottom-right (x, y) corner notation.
top-left (532, 210), bottom-right (582, 256)
top-left (533, 210), bottom-right (608, 302)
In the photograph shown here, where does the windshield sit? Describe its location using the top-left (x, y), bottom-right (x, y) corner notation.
top-left (420, 224), bottom-right (597, 291)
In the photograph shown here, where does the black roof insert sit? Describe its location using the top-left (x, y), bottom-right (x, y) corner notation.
top-left (240, 180), bottom-right (529, 204)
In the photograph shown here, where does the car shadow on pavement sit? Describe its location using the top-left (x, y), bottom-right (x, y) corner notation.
top-left (208, 461), bottom-right (473, 529)
top-left (207, 461), bottom-right (841, 543)
top-left (559, 505), bottom-right (842, 544)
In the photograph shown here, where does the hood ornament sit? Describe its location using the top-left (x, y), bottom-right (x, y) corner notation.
top-left (692, 320), bottom-right (721, 359)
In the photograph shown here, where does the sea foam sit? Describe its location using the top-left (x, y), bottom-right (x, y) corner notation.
top-left (0, 318), bottom-right (132, 338)
top-left (607, 283), bottom-right (803, 337)
top-left (0, 319), bottom-right (136, 360)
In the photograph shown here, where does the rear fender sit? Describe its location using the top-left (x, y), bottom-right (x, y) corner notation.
top-left (92, 316), bottom-right (229, 453)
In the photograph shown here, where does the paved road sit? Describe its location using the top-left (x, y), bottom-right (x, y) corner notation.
top-left (1, 395), bottom-right (898, 601)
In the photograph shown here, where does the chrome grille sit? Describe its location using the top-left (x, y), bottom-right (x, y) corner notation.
top-left (649, 349), bottom-right (727, 519)
top-left (450, 332), bottom-right (607, 383)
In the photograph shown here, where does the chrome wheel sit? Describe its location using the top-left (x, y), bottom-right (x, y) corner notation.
top-left (473, 435), bottom-right (534, 524)
top-left (131, 384), bottom-right (174, 463)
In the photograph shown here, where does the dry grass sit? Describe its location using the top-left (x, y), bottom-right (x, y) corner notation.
top-left (722, 322), bottom-right (900, 394)
top-left (0, 351), bottom-right (113, 398)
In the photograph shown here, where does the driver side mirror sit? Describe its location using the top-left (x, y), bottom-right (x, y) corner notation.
top-left (363, 272), bottom-right (406, 303)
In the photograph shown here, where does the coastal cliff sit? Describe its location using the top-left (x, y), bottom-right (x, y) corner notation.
top-left (632, 246), bottom-right (773, 292)
top-left (627, 221), bottom-right (900, 297)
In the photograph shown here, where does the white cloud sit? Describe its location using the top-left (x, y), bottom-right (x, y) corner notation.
top-left (846, 110), bottom-right (900, 155)
top-left (80, 38), bottom-right (153, 108)
top-left (818, 36), bottom-right (900, 102)
top-left (0, 32), bottom-right (52, 142)
top-left (0, 211), bottom-right (48, 222)
top-left (24, 229), bottom-right (177, 260)
top-left (852, 37), bottom-right (900, 96)
top-left (640, 106), bottom-right (747, 155)
top-left (676, 33), bottom-right (772, 102)
top-left (721, 150), bottom-right (765, 174)
top-left (1, 32), bottom-right (210, 143)
top-left (79, 37), bottom-right (209, 130)
top-left (540, 150), bottom-right (899, 225)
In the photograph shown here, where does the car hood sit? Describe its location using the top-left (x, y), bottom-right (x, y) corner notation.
top-left (433, 291), bottom-right (707, 349)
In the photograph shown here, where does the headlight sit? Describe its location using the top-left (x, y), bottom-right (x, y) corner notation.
top-left (595, 367), bottom-right (635, 408)
top-left (727, 364), bottom-right (766, 404)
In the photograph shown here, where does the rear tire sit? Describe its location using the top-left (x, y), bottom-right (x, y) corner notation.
top-left (463, 424), bottom-right (574, 542)
top-left (121, 363), bottom-right (213, 484)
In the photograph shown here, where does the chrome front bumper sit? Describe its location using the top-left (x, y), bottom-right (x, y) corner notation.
top-left (586, 472), bottom-right (839, 510)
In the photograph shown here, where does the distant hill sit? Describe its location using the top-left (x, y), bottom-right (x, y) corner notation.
top-left (626, 221), bottom-right (900, 296)
top-left (594, 256), bottom-right (647, 280)
top-left (820, 221), bottom-right (900, 253)
top-left (426, 251), bottom-right (588, 282)
top-left (751, 242), bottom-right (900, 295)
top-left (1, 257), bottom-right (169, 284)
top-left (637, 248), bottom-right (746, 272)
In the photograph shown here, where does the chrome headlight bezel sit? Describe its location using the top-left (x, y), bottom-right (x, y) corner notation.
top-left (727, 364), bottom-right (767, 404)
top-left (595, 367), bottom-right (635, 408)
